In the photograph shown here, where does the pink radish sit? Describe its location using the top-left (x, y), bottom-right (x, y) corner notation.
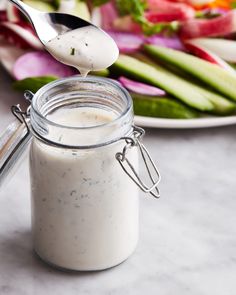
top-left (147, 0), bottom-right (195, 19)
top-left (100, 2), bottom-right (118, 31)
top-left (186, 38), bottom-right (236, 63)
top-left (0, 10), bottom-right (7, 21)
top-left (119, 76), bottom-right (166, 96)
top-left (180, 10), bottom-right (236, 39)
top-left (198, 8), bottom-right (228, 17)
top-left (6, 3), bottom-right (21, 22)
top-left (13, 51), bottom-right (76, 80)
top-left (185, 42), bottom-right (236, 74)
top-left (146, 10), bottom-right (194, 23)
top-left (146, 35), bottom-right (185, 51)
top-left (0, 22), bottom-right (43, 49)
top-left (107, 31), bottom-right (144, 53)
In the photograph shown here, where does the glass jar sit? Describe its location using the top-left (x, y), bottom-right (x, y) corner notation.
top-left (0, 76), bottom-right (160, 271)
top-left (30, 76), bottom-right (140, 271)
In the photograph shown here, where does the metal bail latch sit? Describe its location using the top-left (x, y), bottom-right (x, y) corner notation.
top-left (0, 92), bottom-right (34, 185)
top-left (11, 90), bottom-right (34, 130)
top-left (116, 126), bottom-right (161, 198)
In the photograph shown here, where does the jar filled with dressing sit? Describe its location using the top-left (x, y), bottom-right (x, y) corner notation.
top-left (0, 76), bottom-right (160, 271)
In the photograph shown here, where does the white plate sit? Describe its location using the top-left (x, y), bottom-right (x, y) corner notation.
top-left (134, 115), bottom-right (236, 129)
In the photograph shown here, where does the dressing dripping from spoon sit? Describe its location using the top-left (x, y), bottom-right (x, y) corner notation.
top-left (9, 0), bottom-right (119, 77)
top-left (45, 25), bottom-right (119, 77)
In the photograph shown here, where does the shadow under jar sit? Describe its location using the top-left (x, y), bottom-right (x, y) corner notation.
top-left (29, 76), bottom-right (140, 271)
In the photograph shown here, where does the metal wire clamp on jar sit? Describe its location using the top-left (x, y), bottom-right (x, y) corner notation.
top-left (0, 76), bottom-right (160, 271)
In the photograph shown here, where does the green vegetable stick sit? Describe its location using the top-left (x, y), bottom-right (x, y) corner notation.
top-left (13, 76), bottom-right (58, 93)
top-left (132, 93), bottom-right (199, 119)
top-left (132, 52), bottom-right (236, 115)
top-left (110, 54), bottom-right (214, 111)
top-left (144, 44), bottom-right (236, 101)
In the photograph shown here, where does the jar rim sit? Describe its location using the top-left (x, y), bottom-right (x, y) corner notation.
top-left (31, 75), bottom-right (132, 131)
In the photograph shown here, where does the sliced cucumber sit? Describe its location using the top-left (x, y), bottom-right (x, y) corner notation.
top-left (188, 83), bottom-right (236, 115)
top-left (139, 53), bottom-right (236, 115)
top-left (110, 54), bottom-right (214, 112)
top-left (132, 93), bottom-right (199, 119)
top-left (90, 68), bottom-right (109, 77)
top-left (144, 44), bottom-right (236, 102)
top-left (13, 76), bottom-right (57, 93)
top-left (122, 53), bottom-right (236, 115)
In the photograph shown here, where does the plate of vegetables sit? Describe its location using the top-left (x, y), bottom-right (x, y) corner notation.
top-left (1, 0), bottom-right (236, 128)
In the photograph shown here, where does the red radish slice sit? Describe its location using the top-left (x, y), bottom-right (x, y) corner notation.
top-left (107, 31), bottom-right (144, 53)
top-left (0, 22), bottom-right (43, 49)
top-left (119, 76), bottom-right (166, 96)
top-left (0, 10), bottom-right (7, 21)
top-left (13, 51), bottom-right (76, 80)
top-left (186, 38), bottom-right (236, 63)
top-left (146, 10), bottom-right (193, 22)
top-left (147, 0), bottom-right (195, 19)
top-left (200, 8), bottom-right (228, 16)
top-left (100, 2), bottom-right (118, 31)
top-left (184, 42), bottom-right (236, 74)
top-left (180, 10), bottom-right (236, 39)
top-left (146, 35), bottom-right (185, 51)
top-left (6, 3), bottom-right (21, 22)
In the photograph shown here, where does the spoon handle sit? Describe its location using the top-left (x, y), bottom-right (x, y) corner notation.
top-left (8, 0), bottom-right (37, 18)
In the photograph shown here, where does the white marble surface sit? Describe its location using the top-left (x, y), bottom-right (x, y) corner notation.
top-left (0, 68), bottom-right (236, 295)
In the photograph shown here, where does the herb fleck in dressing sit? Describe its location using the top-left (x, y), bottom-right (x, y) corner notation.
top-left (45, 25), bottom-right (119, 77)
top-left (30, 107), bottom-right (139, 270)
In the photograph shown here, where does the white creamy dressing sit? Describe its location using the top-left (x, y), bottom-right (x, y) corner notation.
top-left (45, 25), bottom-right (119, 76)
top-left (48, 107), bottom-right (114, 128)
top-left (30, 108), bottom-right (139, 270)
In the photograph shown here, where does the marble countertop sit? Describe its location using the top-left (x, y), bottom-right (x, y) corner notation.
top-left (0, 69), bottom-right (236, 295)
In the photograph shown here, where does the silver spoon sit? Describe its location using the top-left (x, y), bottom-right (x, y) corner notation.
top-left (9, 0), bottom-right (106, 45)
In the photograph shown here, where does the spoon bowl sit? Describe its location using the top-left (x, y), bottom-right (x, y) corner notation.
top-left (9, 0), bottom-right (106, 44)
